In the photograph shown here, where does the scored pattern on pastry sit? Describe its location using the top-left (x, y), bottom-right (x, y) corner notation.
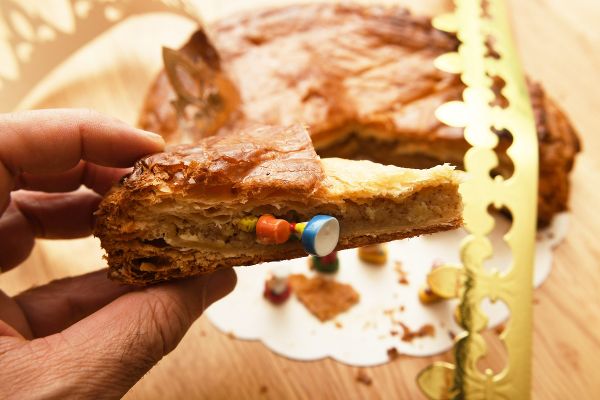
top-left (417, 0), bottom-right (538, 398)
top-left (0, 0), bottom-right (201, 111)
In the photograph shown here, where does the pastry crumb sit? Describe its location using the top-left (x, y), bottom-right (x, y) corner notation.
top-left (355, 368), bottom-right (372, 386)
top-left (289, 274), bottom-right (359, 321)
top-left (334, 321), bottom-right (343, 329)
top-left (387, 347), bottom-right (399, 360)
top-left (362, 321), bottom-right (375, 330)
top-left (394, 261), bottom-right (409, 285)
top-left (399, 323), bottom-right (435, 342)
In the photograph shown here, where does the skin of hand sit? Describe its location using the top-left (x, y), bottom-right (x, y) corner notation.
top-left (0, 109), bottom-right (237, 399)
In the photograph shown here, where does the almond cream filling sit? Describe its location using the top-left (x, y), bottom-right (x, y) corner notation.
top-left (132, 184), bottom-right (460, 253)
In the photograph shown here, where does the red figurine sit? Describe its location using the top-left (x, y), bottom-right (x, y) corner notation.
top-left (263, 268), bottom-right (292, 304)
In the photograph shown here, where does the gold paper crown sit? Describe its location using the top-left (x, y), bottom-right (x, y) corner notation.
top-left (418, 0), bottom-right (538, 398)
top-left (0, 0), bottom-right (201, 111)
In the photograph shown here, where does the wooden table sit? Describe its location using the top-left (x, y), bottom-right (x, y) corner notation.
top-left (1, 0), bottom-right (599, 398)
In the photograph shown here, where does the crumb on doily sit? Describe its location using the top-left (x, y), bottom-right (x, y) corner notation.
top-left (387, 347), bottom-right (399, 361)
top-left (394, 261), bottom-right (409, 285)
top-left (334, 321), bottom-right (343, 329)
top-left (355, 368), bottom-right (373, 386)
top-left (399, 323), bottom-right (436, 342)
top-left (448, 330), bottom-right (456, 340)
top-left (362, 320), bottom-right (376, 331)
top-left (399, 305), bottom-right (405, 312)
top-left (289, 274), bottom-right (359, 321)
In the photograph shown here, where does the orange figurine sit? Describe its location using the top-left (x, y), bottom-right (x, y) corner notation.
top-left (256, 214), bottom-right (291, 244)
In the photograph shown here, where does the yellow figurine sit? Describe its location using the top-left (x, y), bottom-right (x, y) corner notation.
top-left (358, 244), bottom-right (388, 265)
top-left (236, 215), bottom-right (258, 232)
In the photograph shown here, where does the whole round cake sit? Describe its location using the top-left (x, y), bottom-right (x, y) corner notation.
top-left (139, 3), bottom-right (580, 226)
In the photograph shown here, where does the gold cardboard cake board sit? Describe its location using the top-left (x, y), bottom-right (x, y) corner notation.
top-left (0, 0), bottom-right (201, 112)
top-left (418, 0), bottom-right (538, 398)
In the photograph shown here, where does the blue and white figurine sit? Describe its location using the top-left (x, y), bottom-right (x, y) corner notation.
top-left (298, 215), bottom-right (340, 257)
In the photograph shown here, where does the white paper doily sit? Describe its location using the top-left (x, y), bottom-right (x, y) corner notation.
top-left (206, 213), bottom-right (568, 366)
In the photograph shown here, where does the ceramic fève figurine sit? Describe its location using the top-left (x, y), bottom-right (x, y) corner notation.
top-left (310, 252), bottom-right (340, 274)
top-left (238, 214), bottom-right (340, 257)
top-left (263, 267), bottom-right (292, 304)
top-left (358, 244), bottom-right (388, 265)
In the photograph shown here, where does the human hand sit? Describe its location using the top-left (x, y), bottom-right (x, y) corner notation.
top-left (0, 109), bottom-right (237, 399)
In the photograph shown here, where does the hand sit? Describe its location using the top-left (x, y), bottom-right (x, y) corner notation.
top-left (0, 109), bottom-right (237, 399)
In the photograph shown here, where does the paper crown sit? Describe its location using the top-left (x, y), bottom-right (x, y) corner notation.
top-left (417, 0), bottom-right (538, 398)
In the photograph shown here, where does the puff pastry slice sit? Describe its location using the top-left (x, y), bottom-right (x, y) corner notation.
top-left (94, 124), bottom-right (462, 285)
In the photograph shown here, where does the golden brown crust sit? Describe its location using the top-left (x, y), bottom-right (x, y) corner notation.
top-left (127, 123), bottom-right (323, 205)
top-left (530, 82), bottom-right (581, 225)
top-left (139, 3), bottom-right (580, 226)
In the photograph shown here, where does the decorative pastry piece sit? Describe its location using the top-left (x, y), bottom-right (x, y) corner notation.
top-left (161, 45), bottom-right (240, 143)
top-left (94, 124), bottom-right (462, 285)
top-left (139, 3), bottom-right (580, 226)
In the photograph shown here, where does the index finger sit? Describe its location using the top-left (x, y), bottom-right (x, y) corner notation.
top-left (0, 108), bottom-right (165, 212)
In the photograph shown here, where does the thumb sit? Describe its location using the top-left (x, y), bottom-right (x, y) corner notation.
top-left (36, 268), bottom-right (235, 399)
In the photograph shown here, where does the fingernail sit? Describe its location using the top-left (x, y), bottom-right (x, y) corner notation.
top-left (138, 129), bottom-right (166, 147)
